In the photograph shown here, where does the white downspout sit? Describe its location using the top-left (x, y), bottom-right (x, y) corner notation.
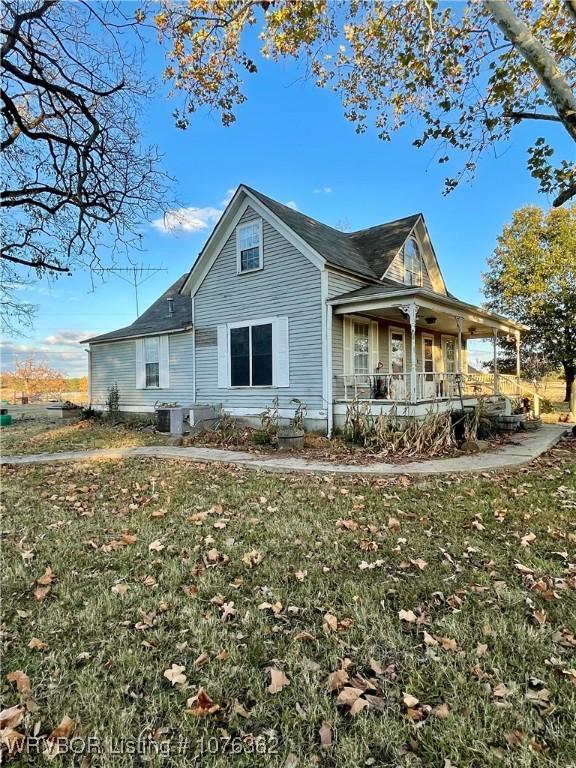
top-left (191, 294), bottom-right (196, 404)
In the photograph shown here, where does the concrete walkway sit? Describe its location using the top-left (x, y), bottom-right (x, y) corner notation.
top-left (1, 425), bottom-right (570, 477)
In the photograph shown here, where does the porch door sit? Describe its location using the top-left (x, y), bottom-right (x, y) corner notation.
top-left (389, 329), bottom-right (406, 400)
top-left (422, 335), bottom-right (435, 399)
top-left (442, 337), bottom-right (456, 397)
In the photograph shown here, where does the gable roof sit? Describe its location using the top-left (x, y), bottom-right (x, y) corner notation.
top-left (83, 274), bottom-right (192, 344)
top-left (244, 186), bottom-right (420, 281)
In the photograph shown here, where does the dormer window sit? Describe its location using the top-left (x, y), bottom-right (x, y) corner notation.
top-left (237, 220), bottom-right (263, 273)
top-left (403, 237), bottom-right (422, 286)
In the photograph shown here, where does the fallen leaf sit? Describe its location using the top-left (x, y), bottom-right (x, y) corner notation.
top-left (242, 549), bottom-right (263, 567)
top-left (350, 697), bottom-right (369, 716)
top-left (185, 687), bottom-right (220, 716)
top-left (319, 721), bottom-right (332, 747)
top-left (28, 637), bottom-right (48, 651)
top-left (493, 683), bottom-right (510, 699)
top-left (323, 613), bottom-right (338, 632)
top-left (403, 693), bottom-right (419, 708)
top-left (111, 583), bottom-right (129, 596)
top-left (267, 666), bottom-right (290, 694)
top-left (423, 631), bottom-right (438, 646)
top-left (439, 636), bottom-right (458, 652)
top-left (6, 670), bottom-right (30, 694)
top-left (327, 669), bottom-right (349, 692)
top-left (336, 687), bottom-right (363, 707)
top-left (0, 706), bottom-right (23, 729)
top-left (431, 703), bottom-right (450, 718)
top-left (399, 609), bottom-right (417, 623)
top-left (294, 570), bottom-right (307, 582)
top-left (163, 664), bottom-right (187, 687)
top-left (521, 532), bottom-right (536, 548)
top-left (193, 653), bottom-right (209, 669)
top-left (44, 715), bottom-right (75, 759)
top-left (476, 643), bottom-right (488, 657)
top-left (148, 540), bottom-right (165, 552)
top-left (0, 728), bottom-right (25, 758)
top-left (33, 585), bottom-right (51, 601)
top-left (36, 567), bottom-right (56, 586)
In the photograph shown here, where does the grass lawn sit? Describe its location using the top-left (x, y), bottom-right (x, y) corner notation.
top-left (1, 443), bottom-right (575, 766)
top-left (0, 419), bottom-right (171, 456)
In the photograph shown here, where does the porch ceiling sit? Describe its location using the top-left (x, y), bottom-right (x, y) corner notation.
top-left (330, 289), bottom-right (525, 337)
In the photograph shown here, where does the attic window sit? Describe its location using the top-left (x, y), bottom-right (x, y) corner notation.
top-left (237, 220), bottom-right (263, 273)
top-left (403, 237), bottom-right (422, 286)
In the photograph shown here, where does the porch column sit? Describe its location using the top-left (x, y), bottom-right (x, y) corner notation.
top-left (493, 329), bottom-right (499, 396)
top-left (455, 316), bottom-right (463, 374)
top-left (400, 303), bottom-right (418, 403)
top-left (515, 331), bottom-right (521, 381)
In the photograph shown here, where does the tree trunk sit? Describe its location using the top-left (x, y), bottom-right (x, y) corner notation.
top-left (484, 0), bottom-right (576, 143)
top-left (562, 361), bottom-right (575, 405)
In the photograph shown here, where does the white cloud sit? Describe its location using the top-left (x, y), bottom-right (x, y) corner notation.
top-left (221, 188), bottom-right (236, 206)
top-left (0, 333), bottom-right (96, 377)
top-left (285, 200), bottom-right (298, 210)
top-left (151, 206), bottom-right (223, 234)
top-left (313, 186), bottom-right (332, 194)
top-left (43, 331), bottom-right (91, 347)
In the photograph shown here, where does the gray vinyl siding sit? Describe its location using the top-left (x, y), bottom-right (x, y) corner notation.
top-left (194, 206), bottom-right (324, 414)
top-left (90, 330), bottom-right (194, 410)
top-left (328, 270), bottom-right (370, 399)
top-left (386, 250), bottom-right (434, 290)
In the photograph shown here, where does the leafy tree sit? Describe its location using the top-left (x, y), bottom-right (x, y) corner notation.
top-left (150, 0), bottom-right (575, 205)
top-left (1, 357), bottom-right (66, 400)
top-left (1, 0), bottom-right (168, 332)
top-left (483, 204), bottom-right (576, 413)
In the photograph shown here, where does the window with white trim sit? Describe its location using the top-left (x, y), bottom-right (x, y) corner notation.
top-left (403, 237), bottom-right (422, 286)
top-left (237, 221), bottom-right (262, 273)
top-left (144, 337), bottom-right (160, 388)
top-left (230, 322), bottom-right (273, 386)
top-left (353, 321), bottom-right (370, 374)
top-left (443, 337), bottom-right (456, 374)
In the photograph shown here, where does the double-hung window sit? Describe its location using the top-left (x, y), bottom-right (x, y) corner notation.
top-left (230, 322), bottom-right (273, 386)
top-left (144, 337), bottom-right (160, 388)
top-left (403, 237), bottom-right (422, 286)
top-left (353, 321), bottom-right (370, 375)
top-left (237, 221), bottom-right (262, 273)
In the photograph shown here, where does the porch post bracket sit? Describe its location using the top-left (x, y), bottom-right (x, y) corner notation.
top-left (398, 303), bottom-right (418, 403)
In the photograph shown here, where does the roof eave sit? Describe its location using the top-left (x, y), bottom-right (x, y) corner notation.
top-left (328, 287), bottom-right (527, 331)
top-left (82, 325), bottom-right (192, 345)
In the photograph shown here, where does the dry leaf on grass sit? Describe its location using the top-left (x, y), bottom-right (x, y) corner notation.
top-left (111, 583), bottom-right (129, 596)
top-left (44, 715), bottom-right (75, 760)
top-left (148, 539), bottom-right (165, 552)
top-left (163, 664), bottom-right (187, 687)
top-left (36, 567), bottom-right (56, 586)
top-left (266, 666), bottom-right (290, 694)
top-left (399, 609), bottom-right (417, 623)
top-left (0, 706), bottom-right (23, 729)
top-left (403, 693), bottom-right (419, 708)
top-left (327, 669), bottom-right (349, 692)
top-left (319, 721), bottom-right (332, 747)
top-left (6, 670), bottom-right (31, 694)
top-left (242, 549), bottom-right (263, 567)
top-left (28, 637), bottom-right (48, 651)
top-left (185, 688), bottom-right (220, 716)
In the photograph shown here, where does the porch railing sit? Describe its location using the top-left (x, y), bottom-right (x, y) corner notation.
top-left (336, 372), bottom-right (540, 414)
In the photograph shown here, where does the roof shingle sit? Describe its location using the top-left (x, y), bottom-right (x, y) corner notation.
top-left (83, 274), bottom-right (191, 344)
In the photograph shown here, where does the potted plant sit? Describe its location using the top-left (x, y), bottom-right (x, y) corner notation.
top-left (277, 399), bottom-right (306, 451)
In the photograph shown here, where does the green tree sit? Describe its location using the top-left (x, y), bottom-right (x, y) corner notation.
top-left (483, 204), bottom-right (576, 413)
top-left (150, 0), bottom-right (576, 205)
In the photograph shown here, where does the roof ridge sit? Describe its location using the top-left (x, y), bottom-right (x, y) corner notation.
top-left (349, 213), bottom-right (422, 238)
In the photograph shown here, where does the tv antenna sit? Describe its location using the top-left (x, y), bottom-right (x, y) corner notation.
top-left (101, 260), bottom-right (167, 317)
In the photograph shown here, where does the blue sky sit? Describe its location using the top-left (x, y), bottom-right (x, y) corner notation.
top-left (2, 24), bottom-right (573, 375)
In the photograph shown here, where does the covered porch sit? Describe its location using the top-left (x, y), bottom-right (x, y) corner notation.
top-left (329, 287), bottom-right (531, 423)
